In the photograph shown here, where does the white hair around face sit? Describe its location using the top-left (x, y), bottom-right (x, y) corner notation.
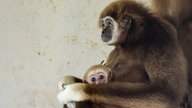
top-left (101, 16), bottom-right (120, 45)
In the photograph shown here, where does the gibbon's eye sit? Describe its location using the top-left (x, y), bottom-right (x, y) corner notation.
top-left (105, 19), bottom-right (113, 27)
top-left (122, 16), bottom-right (132, 25)
top-left (91, 77), bottom-right (96, 82)
top-left (99, 75), bottom-right (104, 80)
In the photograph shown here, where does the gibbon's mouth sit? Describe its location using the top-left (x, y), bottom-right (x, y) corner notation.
top-left (101, 35), bottom-right (111, 42)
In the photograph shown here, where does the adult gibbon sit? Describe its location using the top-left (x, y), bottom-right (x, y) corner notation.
top-left (57, 0), bottom-right (187, 108)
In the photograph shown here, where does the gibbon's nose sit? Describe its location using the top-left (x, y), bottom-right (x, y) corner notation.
top-left (95, 80), bottom-right (101, 84)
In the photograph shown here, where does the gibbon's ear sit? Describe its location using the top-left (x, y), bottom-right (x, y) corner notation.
top-left (122, 15), bottom-right (133, 28)
top-left (108, 71), bottom-right (114, 82)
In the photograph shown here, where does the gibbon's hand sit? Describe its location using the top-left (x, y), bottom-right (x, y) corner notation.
top-left (57, 83), bottom-right (88, 104)
top-left (58, 75), bottom-right (83, 90)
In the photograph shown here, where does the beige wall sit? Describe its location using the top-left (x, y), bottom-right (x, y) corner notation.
top-left (0, 0), bottom-right (114, 108)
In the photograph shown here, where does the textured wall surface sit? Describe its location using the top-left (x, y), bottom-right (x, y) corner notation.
top-left (0, 0), bottom-right (114, 108)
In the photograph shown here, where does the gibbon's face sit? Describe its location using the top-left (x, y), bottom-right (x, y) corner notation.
top-left (99, 0), bottom-right (149, 45)
top-left (86, 69), bottom-right (111, 84)
top-left (100, 15), bottom-right (132, 45)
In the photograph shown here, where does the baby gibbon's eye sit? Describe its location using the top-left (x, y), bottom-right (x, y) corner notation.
top-left (91, 77), bottom-right (96, 82)
top-left (99, 75), bottom-right (104, 80)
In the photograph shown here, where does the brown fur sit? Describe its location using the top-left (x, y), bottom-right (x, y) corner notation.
top-left (81, 1), bottom-right (187, 107)
top-left (178, 20), bottom-right (192, 108)
top-left (105, 46), bottom-right (149, 83)
top-left (176, 1), bottom-right (192, 107)
top-left (59, 0), bottom-right (190, 108)
top-left (152, 0), bottom-right (180, 27)
top-left (152, 0), bottom-right (192, 107)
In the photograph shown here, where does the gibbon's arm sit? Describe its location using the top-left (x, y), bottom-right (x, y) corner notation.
top-left (57, 81), bottom-right (173, 108)
top-left (58, 0), bottom-right (187, 108)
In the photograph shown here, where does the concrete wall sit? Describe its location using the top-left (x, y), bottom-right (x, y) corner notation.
top-left (0, 0), bottom-right (114, 108)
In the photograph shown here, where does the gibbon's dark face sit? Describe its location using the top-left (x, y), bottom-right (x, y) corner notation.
top-left (100, 15), bottom-right (132, 45)
top-left (99, 0), bottom-right (150, 45)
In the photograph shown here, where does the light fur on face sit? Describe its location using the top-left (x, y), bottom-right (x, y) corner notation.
top-left (101, 16), bottom-right (120, 45)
